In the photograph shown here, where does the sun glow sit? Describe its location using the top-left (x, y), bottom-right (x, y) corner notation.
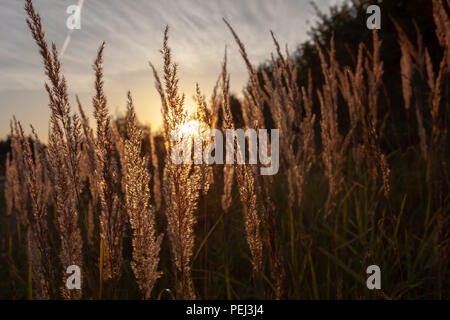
top-left (177, 120), bottom-right (205, 138)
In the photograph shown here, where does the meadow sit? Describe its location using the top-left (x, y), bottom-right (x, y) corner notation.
top-left (0, 0), bottom-right (449, 300)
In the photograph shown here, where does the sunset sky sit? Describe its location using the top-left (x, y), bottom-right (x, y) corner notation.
top-left (0, 0), bottom-right (343, 141)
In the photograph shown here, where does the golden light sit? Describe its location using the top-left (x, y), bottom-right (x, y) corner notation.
top-left (177, 120), bottom-right (205, 139)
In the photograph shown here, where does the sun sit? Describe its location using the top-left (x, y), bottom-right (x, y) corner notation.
top-left (177, 120), bottom-right (205, 138)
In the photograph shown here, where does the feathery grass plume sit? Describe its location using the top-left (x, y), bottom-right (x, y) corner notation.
top-left (296, 71), bottom-right (317, 201)
top-left (149, 61), bottom-right (169, 140)
top-left (220, 49), bottom-right (263, 273)
top-left (223, 19), bottom-right (265, 128)
top-left (367, 31), bottom-right (391, 197)
top-left (124, 91), bottom-right (163, 299)
top-left (150, 26), bottom-right (201, 299)
top-left (10, 119), bottom-right (29, 226)
top-left (340, 42), bottom-right (385, 185)
top-left (394, 17), bottom-right (448, 161)
top-left (427, 2), bottom-right (449, 151)
top-left (92, 42), bottom-right (125, 280)
top-left (47, 123), bottom-right (83, 299)
top-left (25, 0), bottom-right (82, 200)
top-left (149, 129), bottom-right (162, 211)
top-left (338, 45), bottom-right (364, 172)
top-left (209, 76), bottom-right (221, 130)
top-left (25, 0), bottom-right (83, 299)
top-left (4, 152), bottom-right (14, 216)
top-left (395, 21), bottom-right (429, 156)
top-left (432, 0), bottom-right (450, 67)
top-left (338, 31), bottom-right (390, 197)
top-left (366, 30), bottom-right (383, 127)
top-left (395, 24), bottom-right (414, 111)
top-left (18, 123), bottom-right (54, 299)
top-left (77, 98), bottom-right (99, 204)
top-left (215, 61), bottom-right (232, 214)
top-left (47, 121), bottom-right (83, 300)
top-left (429, 57), bottom-right (446, 149)
top-left (393, 20), bottom-right (431, 161)
top-left (425, 49), bottom-right (437, 91)
top-left (220, 84), bottom-right (235, 214)
top-left (316, 37), bottom-right (352, 217)
top-left (367, 122), bottom-right (391, 198)
top-left (264, 32), bottom-right (316, 210)
top-left (194, 83), bottom-right (214, 195)
top-left (221, 165), bottom-right (234, 212)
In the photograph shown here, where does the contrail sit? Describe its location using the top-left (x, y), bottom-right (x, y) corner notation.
top-left (60, 0), bottom-right (84, 59)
